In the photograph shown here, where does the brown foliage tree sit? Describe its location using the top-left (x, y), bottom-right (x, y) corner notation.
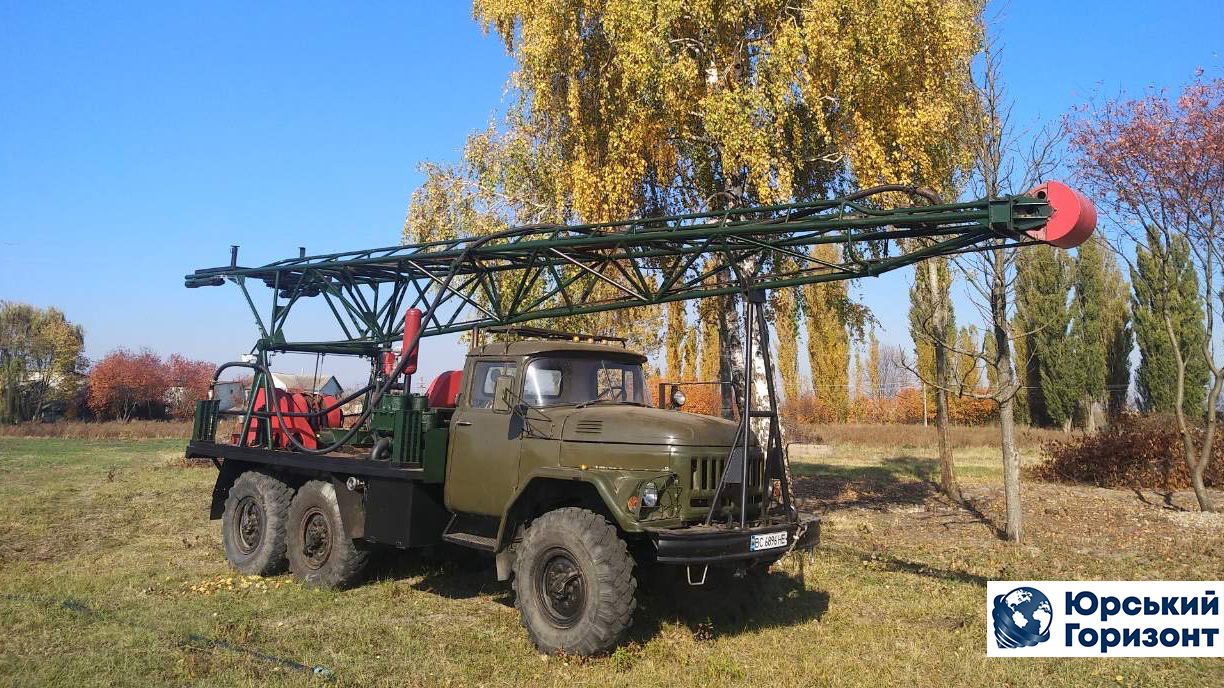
top-left (165, 355), bottom-right (216, 420)
top-left (1067, 73), bottom-right (1224, 512)
top-left (87, 350), bottom-right (214, 421)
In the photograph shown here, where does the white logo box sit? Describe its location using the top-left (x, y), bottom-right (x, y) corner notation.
top-left (987, 581), bottom-right (1224, 657)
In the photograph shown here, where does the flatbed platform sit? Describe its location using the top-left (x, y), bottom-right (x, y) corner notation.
top-left (186, 440), bottom-right (427, 480)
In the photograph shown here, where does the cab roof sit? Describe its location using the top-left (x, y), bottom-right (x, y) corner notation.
top-left (469, 339), bottom-right (647, 361)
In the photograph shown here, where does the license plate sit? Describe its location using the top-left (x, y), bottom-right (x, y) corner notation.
top-left (750, 531), bottom-right (788, 551)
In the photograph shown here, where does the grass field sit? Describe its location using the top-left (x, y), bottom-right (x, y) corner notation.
top-left (1, 437), bottom-right (1221, 687)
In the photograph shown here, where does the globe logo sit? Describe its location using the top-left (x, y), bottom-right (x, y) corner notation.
top-left (992, 587), bottom-right (1053, 648)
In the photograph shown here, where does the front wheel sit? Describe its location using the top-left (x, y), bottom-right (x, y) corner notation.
top-left (512, 508), bottom-right (637, 656)
top-left (286, 480), bottom-right (370, 588)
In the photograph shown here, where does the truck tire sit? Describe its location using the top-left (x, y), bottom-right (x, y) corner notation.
top-left (512, 507), bottom-right (637, 656)
top-left (286, 480), bottom-right (370, 588)
top-left (221, 470), bottom-right (293, 575)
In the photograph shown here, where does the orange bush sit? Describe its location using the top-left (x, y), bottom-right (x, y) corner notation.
top-left (165, 355), bottom-right (215, 419)
top-left (1030, 413), bottom-right (1222, 489)
top-left (87, 349), bottom-right (169, 420)
top-left (88, 349), bottom-right (214, 420)
top-left (646, 375), bottom-right (723, 416)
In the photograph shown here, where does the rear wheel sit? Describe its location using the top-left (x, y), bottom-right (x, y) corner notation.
top-left (287, 480), bottom-right (370, 588)
top-left (221, 470), bottom-right (293, 575)
top-left (512, 508), bottom-right (636, 656)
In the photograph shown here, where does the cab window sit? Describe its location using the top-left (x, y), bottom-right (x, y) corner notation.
top-left (468, 361), bottom-right (518, 409)
top-left (522, 356), bottom-right (646, 407)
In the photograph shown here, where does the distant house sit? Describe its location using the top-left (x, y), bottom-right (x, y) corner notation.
top-left (269, 373), bottom-right (343, 397)
top-left (202, 374), bottom-right (345, 412)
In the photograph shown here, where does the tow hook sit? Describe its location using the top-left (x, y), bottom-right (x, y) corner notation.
top-left (686, 565), bottom-right (708, 586)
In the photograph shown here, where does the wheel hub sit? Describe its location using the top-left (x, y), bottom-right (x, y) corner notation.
top-left (536, 549), bottom-right (586, 627)
top-left (235, 496), bottom-right (264, 554)
top-left (301, 508), bottom-right (332, 569)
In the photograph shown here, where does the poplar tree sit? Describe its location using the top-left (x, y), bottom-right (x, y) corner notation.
top-left (665, 301), bottom-right (686, 379)
top-left (1101, 241), bottom-right (1133, 420)
top-left (803, 243), bottom-right (853, 417)
top-left (908, 256), bottom-right (958, 497)
top-left (771, 271), bottom-right (802, 403)
top-left (1069, 238), bottom-right (1107, 430)
top-left (867, 329), bottom-right (882, 399)
top-left (956, 325), bottom-right (980, 391)
top-left (1131, 226), bottom-right (1208, 415)
top-left (1014, 245), bottom-right (1076, 430)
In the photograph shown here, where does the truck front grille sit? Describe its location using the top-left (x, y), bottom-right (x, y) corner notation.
top-left (689, 454), bottom-right (761, 493)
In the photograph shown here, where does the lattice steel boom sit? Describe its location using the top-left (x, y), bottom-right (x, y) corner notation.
top-left (185, 182), bottom-right (1095, 358)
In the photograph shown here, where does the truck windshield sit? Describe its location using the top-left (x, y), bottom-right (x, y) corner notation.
top-left (523, 356), bottom-right (648, 407)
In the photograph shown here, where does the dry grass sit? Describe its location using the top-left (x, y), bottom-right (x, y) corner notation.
top-left (793, 422), bottom-right (1070, 450)
top-left (0, 437), bottom-right (1220, 687)
top-left (0, 419), bottom-right (1071, 448)
top-left (0, 420), bottom-right (193, 440)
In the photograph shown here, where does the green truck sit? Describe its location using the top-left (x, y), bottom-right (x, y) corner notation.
top-left (188, 331), bottom-right (817, 656)
top-left (186, 180), bottom-right (1093, 654)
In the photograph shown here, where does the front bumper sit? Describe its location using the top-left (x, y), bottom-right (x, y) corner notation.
top-left (646, 513), bottom-right (820, 565)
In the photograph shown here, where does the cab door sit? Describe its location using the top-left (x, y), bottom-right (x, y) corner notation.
top-left (444, 359), bottom-right (521, 515)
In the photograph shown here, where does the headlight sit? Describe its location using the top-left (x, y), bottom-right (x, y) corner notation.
top-left (641, 482), bottom-right (658, 508)
top-left (670, 388), bottom-right (686, 408)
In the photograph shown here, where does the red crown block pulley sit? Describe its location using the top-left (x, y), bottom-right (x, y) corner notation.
top-left (1024, 181), bottom-right (1097, 249)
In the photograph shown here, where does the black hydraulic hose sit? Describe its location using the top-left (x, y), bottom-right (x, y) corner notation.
top-left (843, 183), bottom-right (943, 205)
top-left (750, 184), bottom-right (942, 226)
top-left (369, 437), bottom-right (391, 461)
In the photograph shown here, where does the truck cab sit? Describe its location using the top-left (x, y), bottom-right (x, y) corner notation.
top-left (445, 337), bottom-right (803, 541)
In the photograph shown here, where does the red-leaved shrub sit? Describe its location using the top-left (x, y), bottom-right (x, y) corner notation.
top-left (1029, 413), bottom-right (1223, 489)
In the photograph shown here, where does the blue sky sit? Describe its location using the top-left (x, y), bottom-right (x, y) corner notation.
top-left (2, 1), bottom-right (1221, 389)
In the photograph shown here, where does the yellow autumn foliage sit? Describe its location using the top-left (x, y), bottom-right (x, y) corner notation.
top-left (406, 1), bottom-right (981, 366)
top-left (475, 0), bottom-right (980, 218)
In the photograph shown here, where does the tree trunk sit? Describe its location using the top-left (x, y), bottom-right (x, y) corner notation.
top-left (747, 303), bottom-right (772, 443)
top-left (1188, 467), bottom-right (1216, 513)
top-left (1163, 311), bottom-right (1218, 512)
top-left (718, 293), bottom-right (743, 420)
top-left (1082, 395), bottom-right (1097, 433)
top-left (934, 346), bottom-right (957, 499)
top-left (999, 395), bottom-right (1022, 542)
top-left (991, 245), bottom-right (1022, 542)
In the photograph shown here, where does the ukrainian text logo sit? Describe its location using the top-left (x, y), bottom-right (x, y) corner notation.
top-left (987, 581), bottom-right (1223, 657)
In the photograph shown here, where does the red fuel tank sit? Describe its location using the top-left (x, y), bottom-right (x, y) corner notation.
top-left (402, 308), bottom-right (421, 375)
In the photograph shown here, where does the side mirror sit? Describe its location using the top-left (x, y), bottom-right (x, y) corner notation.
top-left (492, 374), bottom-right (514, 414)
